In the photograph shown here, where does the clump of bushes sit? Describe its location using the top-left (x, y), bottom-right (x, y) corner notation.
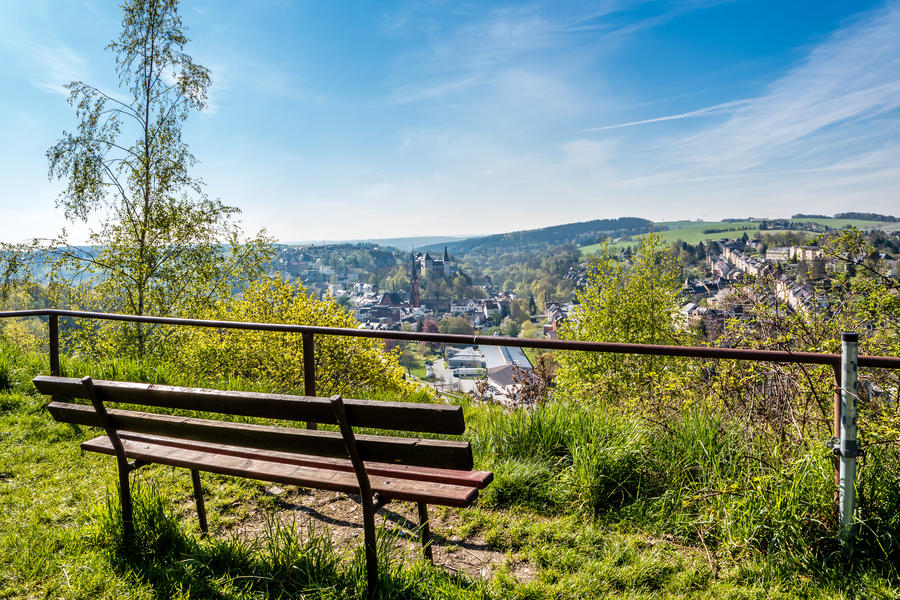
top-left (467, 397), bottom-right (900, 572)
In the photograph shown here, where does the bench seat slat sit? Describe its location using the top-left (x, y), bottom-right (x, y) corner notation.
top-left (48, 402), bottom-right (475, 470)
top-left (108, 432), bottom-right (493, 489)
top-left (81, 435), bottom-right (480, 507)
top-left (35, 376), bottom-right (465, 435)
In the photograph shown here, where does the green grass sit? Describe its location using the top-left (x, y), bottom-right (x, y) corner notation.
top-left (1, 339), bottom-right (899, 598)
top-left (789, 217), bottom-right (900, 231)
top-left (398, 344), bottom-right (441, 380)
top-left (580, 218), bottom-right (900, 255)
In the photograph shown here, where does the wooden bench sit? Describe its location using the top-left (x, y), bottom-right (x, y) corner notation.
top-left (34, 375), bottom-right (492, 593)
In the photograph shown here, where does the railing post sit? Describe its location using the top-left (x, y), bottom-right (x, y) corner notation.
top-left (831, 363), bottom-right (841, 521)
top-left (48, 313), bottom-right (60, 376)
top-left (302, 332), bottom-right (317, 430)
top-left (839, 332), bottom-right (859, 542)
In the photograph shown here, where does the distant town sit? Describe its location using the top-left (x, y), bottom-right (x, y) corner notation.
top-left (267, 214), bottom-right (900, 403)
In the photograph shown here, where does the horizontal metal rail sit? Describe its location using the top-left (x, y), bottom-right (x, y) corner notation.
top-left (3, 306), bottom-right (896, 537)
top-left (1, 308), bottom-right (899, 369)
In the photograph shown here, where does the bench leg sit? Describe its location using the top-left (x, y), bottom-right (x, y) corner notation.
top-left (116, 457), bottom-right (134, 542)
top-left (190, 468), bottom-right (208, 536)
top-left (81, 376), bottom-right (134, 543)
top-left (362, 494), bottom-right (378, 596)
top-left (417, 502), bottom-right (433, 561)
top-left (331, 395), bottom-right (379, 596)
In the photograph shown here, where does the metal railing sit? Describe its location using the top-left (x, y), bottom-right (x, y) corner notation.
top-left (1, 307), bottom-right (899, 538)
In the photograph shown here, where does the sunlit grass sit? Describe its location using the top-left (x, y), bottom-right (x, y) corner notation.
top-left (1, 339), bottom-right (899, 598)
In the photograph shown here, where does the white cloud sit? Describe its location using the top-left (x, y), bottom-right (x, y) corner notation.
top-left (382, 3), bottom-right (637, 107)
top-left (583, 99), bottom-right (751, 131)
top-left (0, 2), bottom-right (92, 95)
top-left (576, 0), bottom-right (900, 222)
top-left (0, 34), bottom-right (89, 95)
top-left (678, 1), bottom-right (900, 171)
top-left (388, 74), bottom-right (484, 105)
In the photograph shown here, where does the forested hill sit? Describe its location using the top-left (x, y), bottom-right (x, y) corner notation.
top-left (421, 217), bottom-right (652, 257)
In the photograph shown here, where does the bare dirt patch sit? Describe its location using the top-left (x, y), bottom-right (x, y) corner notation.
top-left (230, 485), bottom-right (533, 582)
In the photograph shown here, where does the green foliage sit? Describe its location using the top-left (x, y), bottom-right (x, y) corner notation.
top-left (499, 317), bottom-right (520, 337)
top-left (439, 315), bottom-right (475, 335)
top-left (479, 459), bottom-right (560, 511)
top-left (37, 0), bottom-right (273, 358)
top-left (560, 421), bottom-right (646, 516)
top-left (468, 402), bottom-right (648, 517)
top-left (463, 397), bottom-right (852, 568)
top-left (0, 287), bottom-right (53, 350)
top-left (709, 229), bottom-right (900, 441)
top-left (168, 276), bottom-right (414, 397)
top-left (517, 320), bottom-right (541, 340)
top-left (0, 352), bottom-right (12, 394)
top-left (556, 232), bottom-right (689, 403)
top-left (436, 217), bottom-right (653, 258)
top-left (471, 244), bottom-right (580, 308)
top-left (3, 333), bottom-right (900, 597)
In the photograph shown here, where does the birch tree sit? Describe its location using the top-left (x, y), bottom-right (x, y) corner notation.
top-left (43, 0), bottom-right (272, 357)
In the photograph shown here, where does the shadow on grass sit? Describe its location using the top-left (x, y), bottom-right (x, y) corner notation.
top-left (268, 492), bottom-right (495, 556)
top-left (93, 484), bottom-right (480, 600)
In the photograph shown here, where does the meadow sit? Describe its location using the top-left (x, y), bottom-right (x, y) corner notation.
top-left (579, 218), bottom-right (899, 255)
top-left (2, 335), bottom-right (899, 599)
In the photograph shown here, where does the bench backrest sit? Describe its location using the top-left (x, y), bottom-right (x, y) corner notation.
top-left (34, 375), bottom-right (473, 470)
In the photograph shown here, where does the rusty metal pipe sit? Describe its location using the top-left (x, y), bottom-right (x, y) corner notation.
top-left (3, 308), bottom-right (899, 369)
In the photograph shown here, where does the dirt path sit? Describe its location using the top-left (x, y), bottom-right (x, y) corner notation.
top-left (234, 485), bottom-right (533, 582)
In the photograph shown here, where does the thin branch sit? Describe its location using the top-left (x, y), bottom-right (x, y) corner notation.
top-left (80, 84), bottom-right (145, 126)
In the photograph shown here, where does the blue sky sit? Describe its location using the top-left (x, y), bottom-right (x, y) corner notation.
top-left (1, 0), bottom-right (898, 243)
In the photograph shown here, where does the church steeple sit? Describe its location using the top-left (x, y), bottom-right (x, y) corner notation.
top-left (443, 246), bottom-right (449, 262)
top-left (410, 250), bottom-right (421, 307)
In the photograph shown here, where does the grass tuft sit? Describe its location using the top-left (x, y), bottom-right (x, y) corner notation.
top-left (3, 337), bottom-right (900, 598)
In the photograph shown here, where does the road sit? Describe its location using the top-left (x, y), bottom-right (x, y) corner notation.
top-left (431, 360), bottom-right (479, 395)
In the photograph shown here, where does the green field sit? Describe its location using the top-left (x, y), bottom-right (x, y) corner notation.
top-left (398, 344), bottom-right (441, 380)
top-left (580, 218), bottom-right (898, 255)
top-left (2, 327), bottom-right (900, 597)
top-left (788, 217), bottom-right (900, 231)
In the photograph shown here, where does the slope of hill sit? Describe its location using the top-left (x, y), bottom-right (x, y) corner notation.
top-left (580, 217), bottom-right (900, 254)
top-left (422, 217), bottom-right (653, 258)
top-left (287, 235), bottom-right (469, 248)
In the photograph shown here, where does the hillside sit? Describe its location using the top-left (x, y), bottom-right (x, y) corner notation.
top-left (581, 217), bottom-right (900, 254)
top-left (422, 217), bottom-right (653, 258)
top-left (288, 235), bottom-right (469, 249)
top-left (409, 214), bottom-right (900, 261)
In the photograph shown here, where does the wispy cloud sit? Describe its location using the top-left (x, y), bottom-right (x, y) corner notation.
top-left (677, 1), bottom-right (900, 171)
top-left (583, 99), bottom-right (751, 131)
top-left (388, 74), bottom-right (484, 105)
top-left (0, 3), bottom-right (91, 95)
top-left (382, 2), bottom-right (650, 107)
top-left (0, 34), bottom-right (88, 95)
top-left (592, 0), bottom-right (900, 219)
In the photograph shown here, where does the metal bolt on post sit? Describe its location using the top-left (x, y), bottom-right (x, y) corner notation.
top-left (839, 332), bottom-right (859, 542)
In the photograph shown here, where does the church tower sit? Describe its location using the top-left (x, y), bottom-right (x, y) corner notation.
top-left (410, 251), bottom-right (421, 307)
top-left (443, 246), bottom-right (451, 276)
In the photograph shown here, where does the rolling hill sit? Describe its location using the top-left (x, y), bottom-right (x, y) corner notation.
top-left (421, 217), bottom-right (653, 258)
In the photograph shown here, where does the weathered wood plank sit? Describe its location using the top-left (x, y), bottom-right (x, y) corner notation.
top-left (81, 436), bottom-right (480, 507)
top-left (34, 376), bottom-right (465, 434)
top-left (49, 402), bottom-right (474, 470)
top-left (103, 432), bottom-right (494, 489)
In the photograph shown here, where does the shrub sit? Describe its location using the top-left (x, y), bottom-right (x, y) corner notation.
top-left (555, 233), bottom-right (689, 406)
top-left (167, 276), bottom-right (415, 397)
